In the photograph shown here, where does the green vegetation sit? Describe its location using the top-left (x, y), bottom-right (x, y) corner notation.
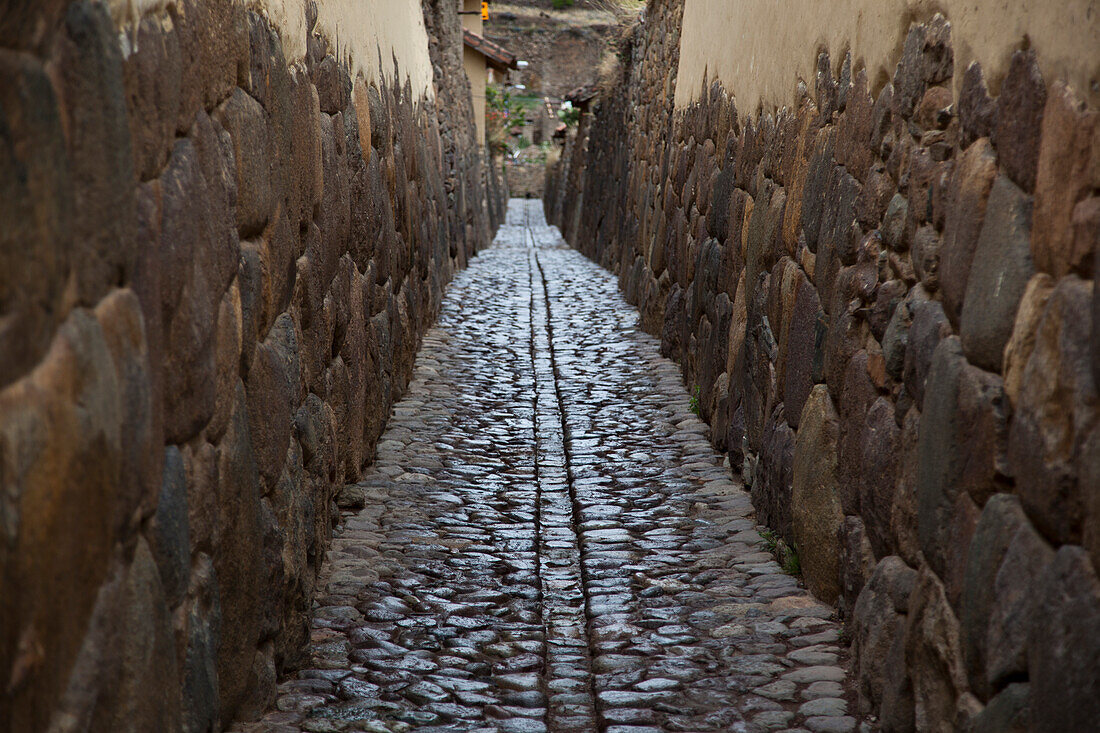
top-left (759, 528), bottom-right (802, 577)
top-left (688, 385), bottom-right (701, 416)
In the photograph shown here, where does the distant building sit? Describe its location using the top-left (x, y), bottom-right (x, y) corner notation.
top-left (460, 0), bottom-right (518, 145)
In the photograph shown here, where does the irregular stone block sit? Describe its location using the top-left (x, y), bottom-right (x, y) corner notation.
top-left (903, 293), bottom-right (951, 410)
top-left (958, 63), bottom-right (995, 149)
top-left (245, 313), bottom-right (300, 489)
top-left (150, 446), bottom-right (190, 609)
top-left (1002, 273), bottom-right (1054, 407)
top-left (753, 405), bottom-right (795, 542)
top-left (860, 397), bottom-right (901, 558)
top-left (991, 50), bottom-right (1046, 193)
top-left (792, 386), bottom-right (844, 604)
top-left (0, 50), bottom-right (72, 389)
top-left (1028, 546), bottom-right (1100, 732)
top-left (838, 515), bottom-right (876, 621)
top-left (917, 338), bottom-right (1009, 577)
top-left (970, 683), bottom-right (1029, 733)
top-left (852, 556), bottom-right (916, 730)
top-left (940, 139), bottom-right (998, 326)
top-left (0, 310), bottom-right (123, 732)
top-left (837, 351), bottom-right (878, 515)
top-left (783, 274), bottom-right (823, 427)
top-left (1008, 276), bottom-right (1097, 545)
top-left (1032, 81), bottom-right (1098, 278)
top-left (55, 0), bottom-right (138, 307)
top-left (123, 12), bottom-right (182, 181)
top-left (214, 87), bottom-right (275, 238)
top-left (905, 566), bottom-right (968, 733)
top-left (214, 381), bottom-right (265, 722)
top-left (959, 176), bottom-right (1035, 372)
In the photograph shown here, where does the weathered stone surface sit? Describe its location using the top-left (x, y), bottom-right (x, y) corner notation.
top-left (55, 0), bottom-right (138, 307)
top-left (784, 277), bottom-right (823, 428)
top-left (838, 516), bottom-right (876, 621)
top-left (0, 310), bottom-right (123, 732)
top-left (958, 63), bottom-right (995, 149)
top-left (852, 557), bottom-right (916, 731)
top-left (987, 511), bottom-right (1053, 692)
top-left (792, 386), bottom-right (844, 604)
top-left (1032, 81), bottom-right (1098, 278)
top-left (159, 139), bottom-right (218, 444)
top-left (214, 381), bottom-right (265, 723)
top-left (970, 683), bottom-right (1029, 733)
top-left (836, 352), bottom-right (878, 515)
top-left (1002, 273), bottom-right (1055, 407)
top-left (939, 139), bottom-right (998, 326)
top-left (991, 50), bottom-right (1046, 193)
top-left (215, 87), bottom-right (275, 238)
top-left (1008, 276), bottom-right (1097, 545)
top-left (959, 495), bottom-right (1026, 699)
top-left (917, 338), bottom-right (1009, 577)
top-left (0, 50), bottom-right (72, 389)
top-left (959, 176), bottom-right (1035, 372)
top-left (859, 398), bottom-right (901, 558)
top-left (905, 566), bottom-right (968, 733)
top-left (246, 313), bottom-right (300, 489)
top-left (151, 446), bottom-right (190, 608)
top-left (903, 295), bottom-right (951, 410)
top-left (1028, 546), bottom-right (1100, 732)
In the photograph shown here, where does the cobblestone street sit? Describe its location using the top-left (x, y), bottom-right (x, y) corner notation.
top-left (239, 201), bottom-right (859, 733)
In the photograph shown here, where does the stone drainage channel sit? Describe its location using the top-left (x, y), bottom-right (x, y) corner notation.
top-left (234, 200), bottom-right (862, 733)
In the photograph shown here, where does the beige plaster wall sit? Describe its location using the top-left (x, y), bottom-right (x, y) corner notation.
top-left (676, 0), bottom-right (1100, 111)
top-left (466, 45), bottom-right (489, 143)
top-left (110, 0), bottom-right (434, 95)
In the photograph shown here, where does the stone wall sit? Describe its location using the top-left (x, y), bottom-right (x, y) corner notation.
top-left (505, 161), bottom-right (546, 198)
top-left (0, 0), bottom-right (498, 730)
top-left (547, 1), bottom-right (1100, 729)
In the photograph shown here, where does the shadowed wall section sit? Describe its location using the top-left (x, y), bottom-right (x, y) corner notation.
top-left (547, 0), bottom-right (1100, 729)
top-left (0, 0), bottom-right (501, 729)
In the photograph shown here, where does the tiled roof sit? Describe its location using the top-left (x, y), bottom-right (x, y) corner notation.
top-left (463, 29), bottom-right (518, 73)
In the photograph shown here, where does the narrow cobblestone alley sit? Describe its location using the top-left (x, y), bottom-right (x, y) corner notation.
top-left (238, 200), bottom-right (859, 733)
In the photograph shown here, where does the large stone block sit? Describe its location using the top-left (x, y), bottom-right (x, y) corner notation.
top-left (1028, 546), bottom-right (1100, 732)
top-left (55, 0), bottom-right (138, 307)
top-left (1002, 273), bottom-right (1054, 407)
top-left (245, 314), bottom-right (301, 489)
top-left (860, 397), bottom-right (901, 557)
top-left (160, 140), bottom-right (218, 444)
top-left (1032, 82), bottom-right (1098, 278)
top-left (1008, 276), bottom-right (1097, 545)
top-left (959, 176), bottom-right (1035, 372)
top-left (123, 13), bottom-right (182, 181)
top-left (958, 63), bottom-right (995, 149)
top-left (902, 293), bottom-right (951, 410)
top-left (852, 556), bottom-right (916, 730)
top-left (94, 289), bottom-right (157, 537)
top-left (214, 381), bottom-right (265, 722)
top-left (939, 139), bottom-right (998, 326)
top-left (783, 273), bottom-right (823, 427)
top-left (837, 351), bottom-right (878, 515)
top-left (959, 495), bottom-right (1042, 700)
top-left (991, 50), bottom-right (1046, 193)
top-left (151, 446), bottom-right (190, 609)
top-left (753, 405), bottom-right (795, 542)
top-left (0, 50), bottom-right (72, 389)
top-left (838, 515), bottom-right (877, 621)
top-left (0, 310), bottom-right (123, 731)
top-left (905, 565), bottom-right (969, 733)
top-left (791, 386), bottom-right (844, 604)
top-left (175, 0), bottom-right (249, 126)
top-left (917, 338), bottom-right (1009, 577)
top-left (214, 87), bottom-right (274, 238)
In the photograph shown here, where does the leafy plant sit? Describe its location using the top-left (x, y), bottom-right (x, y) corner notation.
top-left (688, 385), bottom-right (701, 416)
top-left (557, 100), bottom-right (581, 127)
top-left (486, 84), bottom-right (528, 155)
top-left (552, 0), bottom-right (575, 9)
top-left (759, 528), bottom-right (802, 577)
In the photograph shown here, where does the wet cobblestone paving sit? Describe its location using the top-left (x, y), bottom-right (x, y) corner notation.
top-left (238, 201), bottom-right (860, 733)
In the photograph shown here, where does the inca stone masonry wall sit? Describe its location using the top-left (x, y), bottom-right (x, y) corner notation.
top-left (547, 1), bottom-right (1100, 730)
top-left (0, 0), bottom-right (500, 729)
